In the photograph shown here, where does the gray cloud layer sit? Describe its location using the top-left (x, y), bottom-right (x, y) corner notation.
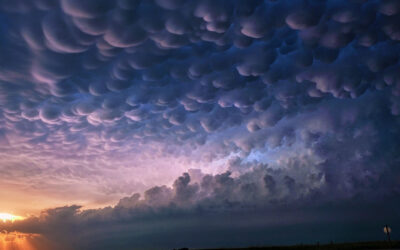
top-left (2, 162), bottom-right (400, 249)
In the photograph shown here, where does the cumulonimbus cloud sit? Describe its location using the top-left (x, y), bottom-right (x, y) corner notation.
top-left (0, 0), bottom-right (399, 248)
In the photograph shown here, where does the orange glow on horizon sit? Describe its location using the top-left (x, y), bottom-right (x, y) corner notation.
top-left (0, 213), bottom-right (24, 222)
top-left (0, 232), bottom-right (42, 250)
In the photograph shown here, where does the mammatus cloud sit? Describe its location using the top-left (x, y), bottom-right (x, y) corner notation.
top-left (0, 0), bottom-right (400, 248)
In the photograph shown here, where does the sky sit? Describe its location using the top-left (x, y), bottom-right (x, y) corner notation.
top-left (0, 0), bottom-right (399, 249)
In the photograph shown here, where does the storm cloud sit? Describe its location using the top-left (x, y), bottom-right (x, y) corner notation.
top-left (2, 162), bottom-right (400, 249)
top-left (0, 0), bottom-right (399, 249)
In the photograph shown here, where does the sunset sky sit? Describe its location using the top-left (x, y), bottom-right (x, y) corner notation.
top-left (0, 0), bottom-right (399, 249)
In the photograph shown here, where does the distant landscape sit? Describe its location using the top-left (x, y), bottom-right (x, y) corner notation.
top-left (186, 241), bottom-right (400, 250)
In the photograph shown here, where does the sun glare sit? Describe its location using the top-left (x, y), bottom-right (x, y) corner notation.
top-left (0, 232), bottom-right (42, 250)
top-left (0, 213), bottom-right (23, 222)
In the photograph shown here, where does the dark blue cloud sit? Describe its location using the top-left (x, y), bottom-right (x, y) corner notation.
top-left (0, 0), bottom-right (400, 249)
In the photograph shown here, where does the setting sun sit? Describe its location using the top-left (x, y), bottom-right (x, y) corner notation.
top-left (0, 213), bottom-right (23, 222)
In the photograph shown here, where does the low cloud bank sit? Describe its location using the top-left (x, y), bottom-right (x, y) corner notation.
top-left (2, 159), bottom-right (399, 249)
